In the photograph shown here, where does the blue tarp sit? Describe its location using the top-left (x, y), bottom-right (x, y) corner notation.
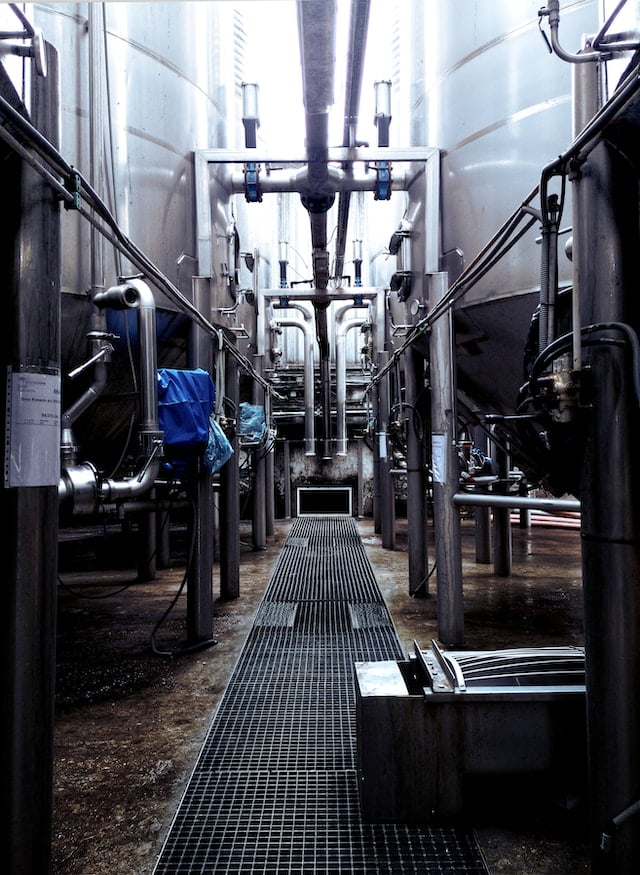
top-left (157, 368), bottom-right (215, 461)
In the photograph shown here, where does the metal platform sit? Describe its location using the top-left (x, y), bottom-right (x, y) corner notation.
top-left (153, 517), bottom-right (489, 873)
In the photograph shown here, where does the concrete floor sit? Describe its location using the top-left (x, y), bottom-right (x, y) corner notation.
top-left (52, 511), bottom-right (590, 874)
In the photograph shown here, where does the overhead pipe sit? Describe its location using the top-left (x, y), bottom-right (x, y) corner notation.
top-left (333, 0), bottom-right (371, 286)
top-left (296, 0), bottom-right (336, 290)
top-left (297, 0), bottom-right (338, 455)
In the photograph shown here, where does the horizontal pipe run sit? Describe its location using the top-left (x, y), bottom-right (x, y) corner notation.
top-left (453, 493), bottom-right (580, 513)
top-left (230, 169), bottom-right (412, 195)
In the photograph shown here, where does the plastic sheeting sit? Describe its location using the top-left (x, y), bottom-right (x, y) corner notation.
top-left (238, 402), bottom-right (266, 444)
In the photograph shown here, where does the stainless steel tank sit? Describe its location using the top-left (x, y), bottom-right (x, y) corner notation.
top-left (26, 2), bottom-right (240, 460)
top-left (407, 0), bottom-right (599, 420)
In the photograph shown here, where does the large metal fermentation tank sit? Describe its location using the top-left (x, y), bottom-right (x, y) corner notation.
top-left (30, 1), bottom-right (239, 459)
top-left (36, 1), bottom-right (235, 302)
top-left (410, 0), bottom-right (599, 419)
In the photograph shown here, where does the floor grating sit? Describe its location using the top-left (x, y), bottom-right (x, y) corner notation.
top-left (153, 517), bottom-right (489, 874)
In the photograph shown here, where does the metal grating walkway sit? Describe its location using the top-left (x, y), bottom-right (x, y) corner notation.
top-left (153, 517), bottom-right (489, 874)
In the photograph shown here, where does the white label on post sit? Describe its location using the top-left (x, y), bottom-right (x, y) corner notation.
top-left (5, 368), bottom-right (60, 487)
top-left (431, 433), bottom-right (447, 484)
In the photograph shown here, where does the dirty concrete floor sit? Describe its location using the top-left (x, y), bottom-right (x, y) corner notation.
top-left (53, 513), bottom-right (589, 874)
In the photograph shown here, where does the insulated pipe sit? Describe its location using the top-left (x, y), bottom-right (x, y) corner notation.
top-left (93, 279), bottom-right (160, 440)
top-left (336, 315), bottom-right (367, 455)
top-left (271, 317), bottom-right (315, 455)
top-left (333, 0), bottom-right (371, 285)
top-left (297, 0), bottom-right (336, 285)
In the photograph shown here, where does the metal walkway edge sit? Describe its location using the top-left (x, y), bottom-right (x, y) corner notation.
top-left (153, 517), bottom-right (489, 874)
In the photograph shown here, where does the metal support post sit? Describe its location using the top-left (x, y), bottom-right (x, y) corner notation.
top-left (378, 349), bottom-right (395, 549)
top-left (429, 272), bottom-right (464, 646)
top-left (572, 81), bottom-right (640, 874)
top-left (219, 344), bottom-right (240, 599)
top-left (357, 438), bottom-right (365, 518)
top-left (492, 430), bottom-right (512, 578)
top-left (2, 43), bottom-right (60, 875)
top-left (283, 440), bottom-right (291, 519)
top-left (252, 354), bottom-right (267, 550)
top-left (186, 277), bottom-right (215, 642)
top-left (472, 425), bottom-right (491, 563)
top-left (405, 346), bottom-right (429, 595)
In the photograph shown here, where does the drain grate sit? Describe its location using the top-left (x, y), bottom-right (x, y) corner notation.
top-left (153, 517), bottom-right (489, 874)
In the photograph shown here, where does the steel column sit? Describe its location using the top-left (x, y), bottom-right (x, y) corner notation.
top-left (378, 349), bottom-right (395, 549)
top-left (186, 276), bottom-right (215, 641)
top-left (472, 426), bottom-right (491, 563)
top-left (219, 343), bottom-right (240, 600)
top-left (429, 272), bottom-right (464, 646)
top-left (405, 347), bottom-right (429, 595)
top-left (252, 354), bottom-right (267, 551)
top-left (2, 43), bottom-right (60, 875)
top-left (572, 94), bottom-right (640, 874)
top-left (492, 432), bottom-right (512, 578)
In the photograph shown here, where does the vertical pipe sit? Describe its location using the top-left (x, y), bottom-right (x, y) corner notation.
top-left (357, 438), bottom-right (364, 518)
top-left (472, 425), bottom-right (491, 564)
top-left (492, 432), bottom-right (512, 578)
top-left (252, 354), bottom-right (267, 551)
top-left (429, 272), bottom-right (464, 646)
top-left (283, 440), bottom-right (292, 519)
top-left (265, 391), bottom-right (274, 536)
top-left (336, 314), bottom-right (365, 455)
top-left (186, 276), bottom-right (215, 642)
top-left (378, 349), bottom-right (395, 549)
top-left (405, 346), bottom-right (429, 596)
top-left (573, 114), bottom-right (640, 875)
top-left (219, 345), bottom-right (240, 599)
top-left (2, 42), bottom-right (60, 875)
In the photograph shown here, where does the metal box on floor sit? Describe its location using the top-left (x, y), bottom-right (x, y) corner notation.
top-left (355, 640), bottom-right (587, 823)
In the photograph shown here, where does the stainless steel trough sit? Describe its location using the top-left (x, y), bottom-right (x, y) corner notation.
top-left (355, 640), bottom-right (587, 823)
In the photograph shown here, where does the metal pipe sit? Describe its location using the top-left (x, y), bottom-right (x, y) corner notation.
top-left (429, 272), bottom-right (464, 646)
top-left (252, 354), bottom-right (267, 551)
top-left (3, 40), bottom-right (59, 875)
top-left (229, 167), bottom-right (411, 195)
top-left (472, 426), bottom-right (492, 563)
top-left (405, 346), bottom-right (429, 596)
top-left (377, 348), bottom-right (395, 549)
top-left (219, 345), bottom-right (240, 600)
top-left (185, 275), bottom-right (215, 646)
top-left (572, 85), bottom-right (640, 874)
top-left (336, 314), bottom-right (367, 454)
top-left (453, 493), bottom-right (580, 512)
top-left (333, 0), bottom-right (371, 285)
top-left (491, 435), bottom-right (512, 578)
top-left (61, 278), bottom-right (164, 510)
top-left (272, 315), bottom-right (315, 455)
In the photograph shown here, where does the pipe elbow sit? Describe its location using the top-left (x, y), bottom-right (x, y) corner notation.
top-left (100, 458), bottom-right (162, 504)
top-left (93, 278), bottom-right (155, 311)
